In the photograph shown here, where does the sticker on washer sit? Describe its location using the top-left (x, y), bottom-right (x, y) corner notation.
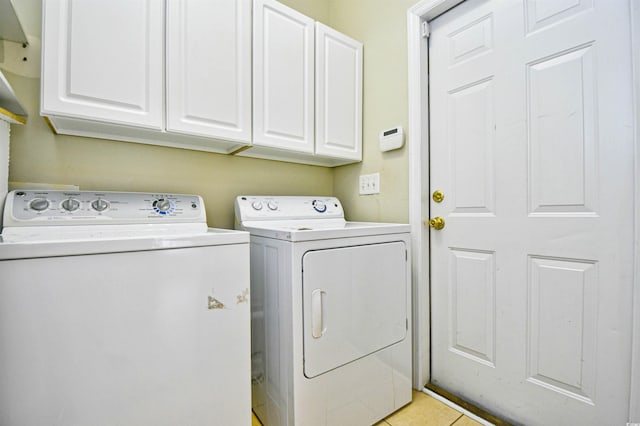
top-left (236, 288), bottom-right (249, 304)
top-left (207, 295), bottom-right (225, 310)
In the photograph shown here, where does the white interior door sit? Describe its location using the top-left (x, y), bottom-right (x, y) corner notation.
top-left (428, 1), bottom-right (635, 425)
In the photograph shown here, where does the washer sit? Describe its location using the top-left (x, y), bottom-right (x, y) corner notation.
top-left (235, 195), bottom-right (412, 426)
top-left (0, 190), bottom-right (251, 426)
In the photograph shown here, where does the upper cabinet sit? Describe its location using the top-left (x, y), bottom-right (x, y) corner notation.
top-left (40, 0), bottom-right (362, 166)
top-left (166, 0), bottom-right (251, 143)
top-left (243, 0), bottom-right (362, 166)
top-left (252, 0), bottom-right (315, 154)
top-left (315, 23), bottom-right (362, 162)
top-left (41, 0), bottom-right (164, 130)
top-left (41, 0), bottom-right (250, 153)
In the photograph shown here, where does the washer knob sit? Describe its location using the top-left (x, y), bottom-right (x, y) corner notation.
top-left (29, 198), bottom-right (49, 212)
top-left (267, 201), bottom-right (278, 211)
top-left (313, 200), bottom-right (327, 213)
top-left (91, 198), bottom-right (109, 212)
top-left (61, 198), bottom-right (80, 212)
top-left (252, 201), bottom-right (263, 211)
top-left (155, 199), bottom-right (172, 212)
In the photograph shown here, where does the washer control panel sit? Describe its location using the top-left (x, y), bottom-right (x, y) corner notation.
top-left (3, 190), bottom-right (206, 226)
top-left (235, 196), bottom-right (344, 222)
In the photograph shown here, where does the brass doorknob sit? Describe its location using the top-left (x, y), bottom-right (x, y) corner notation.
top-left (428, 217), bottom-right (445, 230)
top-left (432, 190), bottom-right (444, 203)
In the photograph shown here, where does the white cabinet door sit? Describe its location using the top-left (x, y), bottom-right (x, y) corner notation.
top-left (315, 23), bottom-right (362, 161)
top-left (253, 0), bottom-right (315, 153)
top-left (41, 0), bottom-right (163, 130)
top-left (166, 0), bottom-right (251, 143)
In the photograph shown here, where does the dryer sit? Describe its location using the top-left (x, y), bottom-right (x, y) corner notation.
top-left (0, 190), bottom-right (251, 426)
top-left (235, 195), bottom-right (412, 426)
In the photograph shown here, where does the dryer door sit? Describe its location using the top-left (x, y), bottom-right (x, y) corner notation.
top-left (302, 241), bottom-right (407, 378)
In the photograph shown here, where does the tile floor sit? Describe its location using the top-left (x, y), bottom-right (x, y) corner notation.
top-left (251, 390), bottom-right (485, 426)
top-left (376, 391), bottom-right (483, 426)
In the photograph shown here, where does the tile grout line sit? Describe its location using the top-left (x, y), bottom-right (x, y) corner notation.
top-left (449, 413), bottom-right (465, 425)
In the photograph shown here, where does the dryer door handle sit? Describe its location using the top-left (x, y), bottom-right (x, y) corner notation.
top-left (311, 289), bottom-right (326, 338)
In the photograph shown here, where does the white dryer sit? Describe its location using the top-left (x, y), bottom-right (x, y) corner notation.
top-left (0, 190), bottom-right (251, 426)
top-left (235, 195), bottom-right (412, 426)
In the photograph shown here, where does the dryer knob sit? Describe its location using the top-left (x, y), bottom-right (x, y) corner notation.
top-left (313, 200), bottom-right (327, 213)
top-left (251, 201), bottom-right (263, 211)
top-left (267, 201), bottom-right (278, 211)
top-left (29, 198), bottom-right (49, 211)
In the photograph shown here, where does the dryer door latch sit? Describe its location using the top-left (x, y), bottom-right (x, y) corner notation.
top-left (311, 289), bottom-right (327, 338)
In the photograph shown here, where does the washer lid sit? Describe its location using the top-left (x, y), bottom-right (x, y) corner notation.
top-left (240, 221), bottom-right (410, 242)
top-left (0, 190), bottom-right (250, 258)
top-left (0, 228), bottom-right (249, 260)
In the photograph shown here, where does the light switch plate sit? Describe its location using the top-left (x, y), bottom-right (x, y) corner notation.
top-left (359, 173), bottom-right (380, 195)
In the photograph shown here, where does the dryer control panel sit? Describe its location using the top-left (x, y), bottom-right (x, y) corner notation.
top-left (3, 190), bottom-right (206, 226)
top-left (235, 196), bottom-right (344, 223)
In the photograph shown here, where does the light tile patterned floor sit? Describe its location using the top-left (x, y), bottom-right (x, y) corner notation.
top-left (251, 390), bottom-right (484, 426)
top-left (376, 391), bottom-right (482, 426)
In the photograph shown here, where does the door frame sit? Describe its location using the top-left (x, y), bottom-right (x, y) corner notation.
top-left (406, 0), bottom-right (640, 420)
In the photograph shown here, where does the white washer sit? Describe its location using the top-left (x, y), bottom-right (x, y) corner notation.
top-left (0, 190), bottom-right (251, 426)
top-left (235, 195), bottom-right (412, 426)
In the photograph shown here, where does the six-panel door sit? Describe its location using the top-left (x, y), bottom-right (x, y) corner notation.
top-left (428, 0), bottom-right (634, 424)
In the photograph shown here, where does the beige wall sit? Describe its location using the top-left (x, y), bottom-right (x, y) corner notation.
top-left (6, 69), bottom-right (333, 229)
top-left (330, 0), bottom-right (416, 224)
top-left (280, 0), bottom-right (329, 22)
top-left (3, 0), bottom-right (414, 227)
